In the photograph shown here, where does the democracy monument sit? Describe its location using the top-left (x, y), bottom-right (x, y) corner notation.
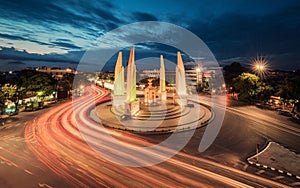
top-left (93, 47), bottom-right (212, 133)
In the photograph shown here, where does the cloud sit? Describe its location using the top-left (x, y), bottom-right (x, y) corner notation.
top-left (0, 33), bottom-right (50, 46)
top-left (8, 60), bottom-right (26, 65)
top-left (0, 0), bottom-right (126, 52)
top-left (132, 12), bottom-right (158, 21)
top-left (0, 33), bottom-right (27, 41)
top-left (184, 2), bottom-right (300, 70)
top-left (50, 41), bottom-right (82, 50)
top-left (0, 46), bottom-right (81, 63)
top-left (0, 0), bottom-right (299, 70)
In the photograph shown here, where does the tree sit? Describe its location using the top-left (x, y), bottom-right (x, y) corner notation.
top-left (25, 73), bottom-right (56, 97)
top-left (196, 81), bottom-right (209, 93)
top-left (1, 83), bottom-right (26, 110)
top-left (276, 73), bottom-right (300, 113)
top-left (233, 73), bottom-right (261, 102)
top-left (0, 89), bottom-right (5, 111)
top-left (256, 82), bottom-right (273, 101)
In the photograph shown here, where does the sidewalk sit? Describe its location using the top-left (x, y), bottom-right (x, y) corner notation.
top-left (247, 141), bottom-right (300, 179)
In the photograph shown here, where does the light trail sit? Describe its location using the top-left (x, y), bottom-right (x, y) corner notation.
top-left (24, 85), bottom-right (288, 187)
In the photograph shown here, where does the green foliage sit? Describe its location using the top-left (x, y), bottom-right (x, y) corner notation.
top-left (1, 83), bottom-right (26, 107)
top-left (276, 75), bottom-right (300, 101)
top-left (25, 73), bottom-right (55, 96)
top-left (233, 73), bottom-right (272, 102)
top-left (196, 81), bottom-right (209, 93)
top-left (256, 82), bottom-right (274, 101)
top-left (0, 71), bottom-right (57, 111)
top-left (0, 90), bottom-right (5, 110)
top-left (276, 73), bottom-right (300, 112)
top-left (57, 73), bottom-right (74, 91)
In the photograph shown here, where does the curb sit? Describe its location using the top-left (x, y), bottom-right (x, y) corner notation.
top-left (91, 97), bottom-right (214, 135)
top-left (247, 159), bottom-right (299, 179)
top-left (247, 141), bottom-right (300, 179)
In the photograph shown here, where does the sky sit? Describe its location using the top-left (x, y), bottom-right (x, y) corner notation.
top-left (0, 0), bottom-right (299, 71)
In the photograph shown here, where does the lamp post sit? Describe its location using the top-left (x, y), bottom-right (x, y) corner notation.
top-left (252, 56), bottom-right (268, 79)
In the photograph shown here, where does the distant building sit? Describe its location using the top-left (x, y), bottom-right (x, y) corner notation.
top-left (36, 67), bottom-right (77, 80)
top-left (139, 69), bottom-right (160, 78)
top-left (138, 65), bottom-right (222, 86)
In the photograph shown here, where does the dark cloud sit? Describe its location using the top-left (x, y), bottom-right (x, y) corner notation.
top-left (8, 60), bottom-right (25, 65)
top-left (0, 0), bottom-right (123, 35)
top-left (0, 46), bottom-right (81, 63)
top-left (50, 41), bottom-right (81, 50)
top-left (185, 2), bottom-right (300, 70)
top-left (132, 12), bottom-right (158, 21)
top-left (0, 33), bottom-right (50, 46)
top-left (55, 38), bottom-right (73, 42)
top-left (0, 33), bottom-right (27, 41)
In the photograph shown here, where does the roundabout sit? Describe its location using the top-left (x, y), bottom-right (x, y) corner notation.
top-left (91, 98), bottom-right (212, 133)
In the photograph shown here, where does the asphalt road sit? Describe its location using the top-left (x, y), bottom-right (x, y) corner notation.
top-left (0, 86), bottom-right (299, 187)
top-left (0, 103), bottom-right (72, 187)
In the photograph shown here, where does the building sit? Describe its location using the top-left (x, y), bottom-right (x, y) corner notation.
top-left (139, 65), bottom-right (222, 87)
top-left (36, 67), bottom-right (77, 80)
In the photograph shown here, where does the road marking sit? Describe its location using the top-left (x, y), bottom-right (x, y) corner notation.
top-left (263, 165), bottom-right (268, 169)
top-left (256, 170), bottom-right (265, 175)
top-left (278, 170), bottom-right (284, 173)
top-left (290, 182), bottom-right (300, 186)
top-left (38, 183), bottom-right (53, 188)
top-left (24, 169), bottom-right (33, 175)
top-left (272, 176), bottom-right (284, 180)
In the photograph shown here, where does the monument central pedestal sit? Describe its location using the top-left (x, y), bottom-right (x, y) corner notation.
top-left (112, 95), bottom-right (126, 108)
top-left (175, 95), bottom-right (187, 106)
top-left (125, 99), bottom-right (140, 115)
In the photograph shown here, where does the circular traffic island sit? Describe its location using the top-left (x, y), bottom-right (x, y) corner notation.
top-left (91, 98), bottom-right (212, 134)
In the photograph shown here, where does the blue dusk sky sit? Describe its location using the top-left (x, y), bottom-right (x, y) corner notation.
top-left (0, 0), bottom-right (299, 71)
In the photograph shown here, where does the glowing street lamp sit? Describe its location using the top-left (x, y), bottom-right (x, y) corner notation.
top-left (255, 64), bottom-right (265, 71)
top-left (251, 56), bottom-right (269, 78)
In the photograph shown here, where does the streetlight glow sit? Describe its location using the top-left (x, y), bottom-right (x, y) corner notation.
top-left (251, 56), bottom-right (269, 78)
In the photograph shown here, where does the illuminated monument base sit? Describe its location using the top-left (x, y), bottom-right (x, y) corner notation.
top-left (175, 95), bottom-right (187, 106)
top-left (125, 99), bottom-right (140, 115)
top-left (112, 95), bottom-right (126, 108)
top-left (94, 98), bottom-right (212, 134)
top-left (160, 91), bottom-right (167, 101)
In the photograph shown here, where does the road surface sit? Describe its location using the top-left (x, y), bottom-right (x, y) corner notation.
top-left (0, 85), bottom-right (299, 187)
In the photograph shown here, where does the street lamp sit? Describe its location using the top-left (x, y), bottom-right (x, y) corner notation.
top-left (252, 56), bottom-right (269, 78)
